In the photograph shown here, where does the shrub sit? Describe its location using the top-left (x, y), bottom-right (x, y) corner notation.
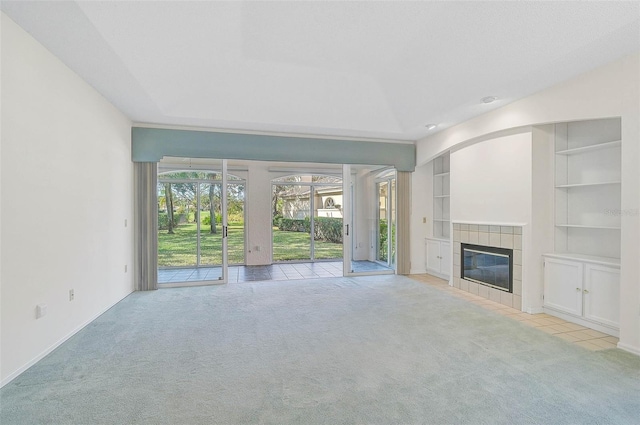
top-left (158, 212), bottom-right (186, 230)
top-left (228, 212), bottom-right (243, 224)
top-left (277, 217), bottom-right (343, 244)
top-left (378, 219), bottom-right (396, 262)
top-left (158, 212), bottom-right (171, 230)
top-left (202, 216), bottom-right (242, 226)
top-left (314, 217), bottom-right (343, 244)
top-left (278, 218), bottom-right (310, 232)
top-left (202, 213), bottom-right (225, 226)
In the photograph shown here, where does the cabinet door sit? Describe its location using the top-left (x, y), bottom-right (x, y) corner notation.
top-left (583, 264), bottom-right (620, 329)
top-left (425, 239), bottom-right (441, 273)
top-left (440, 242), bottom-right (451, 277)
top-left (543, 258), bottom-right (583, 316)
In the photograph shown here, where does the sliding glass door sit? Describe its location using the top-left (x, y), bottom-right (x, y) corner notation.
top-left (198, 181), bottom-right (223, 267)
top-left (376, 172), bottom-right (396, 268)
top-left (158, 182), bottom-right (199, 267)
top-left (343, 165), bottom-right (396, 276)
top-left (157, 159), bottom-right (231, 285)
top-left (272, 175), bottom-right (343, 263)
top-left (226, 181), bottom-right (246, 265)
top-left (272, 184), bottom-right (312, 261)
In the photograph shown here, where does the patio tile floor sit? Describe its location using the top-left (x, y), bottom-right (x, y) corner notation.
top-left (410, 273), bottom-right (620, 352)
top-left (158, 260), bottom-right (392, 284)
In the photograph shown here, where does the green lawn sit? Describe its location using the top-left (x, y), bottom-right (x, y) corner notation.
top-left (158, 223), bottom-right (245, 267)
top-left (272, 227), bottom-right (343, 261)
top-left (158, 224), bottom-right (343, 267)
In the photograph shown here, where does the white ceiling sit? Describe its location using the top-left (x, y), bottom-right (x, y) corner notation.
top-left (3, 1), bottom-right (639, 142)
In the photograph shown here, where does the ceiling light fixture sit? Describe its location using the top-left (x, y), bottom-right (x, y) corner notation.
top-left (481, 96), bottom-right (498, 104)
top-left (425, 124), bottom-right (437, 130)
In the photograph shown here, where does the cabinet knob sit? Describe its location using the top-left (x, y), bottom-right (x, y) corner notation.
top-left (583, 289), bottom-right (590, 294)
top-left (576, 288), bottom-right (581, 291)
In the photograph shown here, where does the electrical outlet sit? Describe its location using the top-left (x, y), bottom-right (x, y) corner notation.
top-left (69, 289), bottom-right (74, 301)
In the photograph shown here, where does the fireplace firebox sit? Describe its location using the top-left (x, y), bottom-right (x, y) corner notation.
top-left (461, 244), bottom-right (513, 292)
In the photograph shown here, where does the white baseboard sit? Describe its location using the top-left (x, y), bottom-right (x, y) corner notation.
top-left (542, 307), bottom-right (619, 338)
top-left (526, 307), bottom-right (544, 314)
top-left (617, 342), bottom-right (640, 356)
top-left (425, 271), bottom-right (450, 281)
top-left (1, 290), bottom-right (133, 388)
top-left (409, 268), bottom-right (427, 274)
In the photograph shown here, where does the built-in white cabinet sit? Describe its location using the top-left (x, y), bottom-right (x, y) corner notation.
top-left (543, 254), bottom-right (620, 336)
top-left (583, 263), bottom-right (620, 329)
top-left (426, 238), bottom-right (450, 278)
top-left (543, 257), bottom-right (583, 316)
top-left (544, 117), bottom-right (621, 337)
top-left (433, 152), bottom-right (450, 239)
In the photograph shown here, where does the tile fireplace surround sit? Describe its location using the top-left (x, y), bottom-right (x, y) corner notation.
top-left (453, 223), bottom-right (523, 310)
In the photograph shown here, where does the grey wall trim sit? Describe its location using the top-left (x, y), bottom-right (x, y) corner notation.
top-left (132, 127), bottom-right (416, 172)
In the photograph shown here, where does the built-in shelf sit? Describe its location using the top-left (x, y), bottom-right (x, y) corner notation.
top-left (555, 140), bottom-right (621, 156)
top-left (546, 119), bottom-right (622, 336)
top-left (555, 181), bottom-right (621, 188)
top-left (433, 152), bottom-right (450, 240)
top-left (553, 118), bottom-right (622, 259)
top-left (556, 224), bottom-right (621, 230)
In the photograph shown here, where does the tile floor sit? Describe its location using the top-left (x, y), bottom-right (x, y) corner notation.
top-left (411, 273), bottom-right (620, 351)
top-left (158, 260), bottom-right (392, 284)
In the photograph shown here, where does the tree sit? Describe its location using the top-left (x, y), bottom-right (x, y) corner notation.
top-left (273, 186), bottom-right (281, 217)
top-left (209, 184), bottom-right (217, 234)
top-left (165, 183), bottom-right (175, 234)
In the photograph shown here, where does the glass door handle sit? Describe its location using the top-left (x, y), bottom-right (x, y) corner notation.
top-left (345, 224), bottom-right (349, 236)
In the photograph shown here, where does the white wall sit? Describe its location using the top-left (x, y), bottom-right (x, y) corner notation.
top-left (416, 54), bottom-right (639, 165)
top-left (0, 11), bottom-right (4, 386)
top-left (353, 168), bottom-right (375, 261)
top-left (1, 13), bottom-right (134, 385)
top-left (245, 162), bottom-right (273, 265)
top-left (450, 129), bottom-right (532, 225)
top-left (410, 162), bottom-right (432, 273)
top-left (415, 53), bottom-right (640, 354)
top-left (529, 125), bottom-right (555, 313)
top-left (450, 129), bottom-right (536, 311)
top-left (619, 56), bottom-right (640, 355)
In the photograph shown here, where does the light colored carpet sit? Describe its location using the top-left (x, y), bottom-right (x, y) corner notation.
top-left (1, 275), bottom-right (639, 424)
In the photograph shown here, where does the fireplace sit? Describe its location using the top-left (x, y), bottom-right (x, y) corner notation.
top-left (461, 244), bottom-right (513, 292)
